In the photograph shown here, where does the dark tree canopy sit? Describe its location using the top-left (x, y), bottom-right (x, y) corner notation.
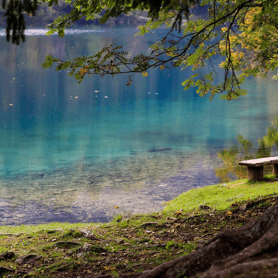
top-left (2, 0), bottom-right (38, 44)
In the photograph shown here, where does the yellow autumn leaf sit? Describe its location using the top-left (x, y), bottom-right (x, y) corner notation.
top-left (142, 72), bottom-right (148, 77)
top-left (104, 266), bottom-right (115, 270)
top-left (79, 68), bottom-right (88, 75)
top-left (159, 65), bottom-right (165, 70)
top-left (114, 206), bottom-right (119, 209)
top-left (230, 36), bottom-right (237, 43)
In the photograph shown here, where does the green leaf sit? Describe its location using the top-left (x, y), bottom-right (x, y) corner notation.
top-left (58, 29), bottom-right (65, 38)
top-left (41, 55), bottom-right (60, 68)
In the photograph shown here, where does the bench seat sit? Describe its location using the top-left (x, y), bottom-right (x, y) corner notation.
top-left (239, 156), bottom-right (278, 181)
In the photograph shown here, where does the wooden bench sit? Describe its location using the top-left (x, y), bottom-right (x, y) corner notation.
top-left (239, 156), bottom-right (278, 181)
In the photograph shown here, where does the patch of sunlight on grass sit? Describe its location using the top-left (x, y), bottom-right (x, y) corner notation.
top-left (163, 177), bottom-right (278, 212)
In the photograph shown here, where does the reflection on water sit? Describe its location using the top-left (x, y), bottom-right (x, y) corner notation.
top-left (0, 28), bottom-right (277, 225)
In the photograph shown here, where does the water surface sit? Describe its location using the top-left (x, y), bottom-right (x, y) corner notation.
top-left (0, 28), bottom-right (277, 225)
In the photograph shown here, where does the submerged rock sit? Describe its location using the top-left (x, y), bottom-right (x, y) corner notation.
top-left (147, 148), bottom-right (172, 153)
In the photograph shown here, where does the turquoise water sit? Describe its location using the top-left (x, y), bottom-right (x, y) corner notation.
top-left (0, 28), bottom-right (277, 225)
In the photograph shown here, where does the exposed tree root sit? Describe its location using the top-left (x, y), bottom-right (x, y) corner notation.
top-left (203, 258), bottom-right (278, 278)
top-left (123, 201), bottom-right (278, 278)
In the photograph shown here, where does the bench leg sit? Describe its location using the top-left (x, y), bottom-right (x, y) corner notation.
top-left (247, 166), bottom-right (263, 181)
top-left (273, 164), bottom-right (278, 177)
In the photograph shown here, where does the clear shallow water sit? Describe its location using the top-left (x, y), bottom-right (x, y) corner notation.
top-left (0, 28), bottom-right (277, 225)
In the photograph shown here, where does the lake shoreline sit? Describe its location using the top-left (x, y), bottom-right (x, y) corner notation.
top-left (0, 178), bottom-right (277, 277)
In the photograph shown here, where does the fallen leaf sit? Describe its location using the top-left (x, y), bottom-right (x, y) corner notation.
top-left (104, 266), bottom-right (115, 270)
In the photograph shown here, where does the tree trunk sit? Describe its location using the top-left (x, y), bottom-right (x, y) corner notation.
top-left (122, 200), bottom-right (278, 278)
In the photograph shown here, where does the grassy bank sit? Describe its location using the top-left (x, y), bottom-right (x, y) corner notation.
top-left (0, 177), bottom-right (277, 277)
top-left (163, 175), bottom-right (278, 212)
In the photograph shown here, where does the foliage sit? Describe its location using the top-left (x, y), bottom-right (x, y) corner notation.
top-left (2, 0), bottom-right (38, 44)
top-left (4, 0), bottom-right (278, 99)
top-left (263, 118), bottom-right (278, 149)
top-left (216, 119), bottom-right (278, 182)
top-left (43, 0), bottom-right (199, 37)
top-left (165, 240), bottom-right (177, 250)
top-left (0, 1), bottom-right (149, 30)
top-left (41, 0), bottom-right (278, 100)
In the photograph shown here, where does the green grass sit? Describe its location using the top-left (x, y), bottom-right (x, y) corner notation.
top-left (0, 221), bottom-right (100, 234)
top-left (163, 176), bottom-right (278, 212)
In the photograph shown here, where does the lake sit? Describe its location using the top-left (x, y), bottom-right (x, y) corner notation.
top-left (0, 27), bottom-right (277, 225)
